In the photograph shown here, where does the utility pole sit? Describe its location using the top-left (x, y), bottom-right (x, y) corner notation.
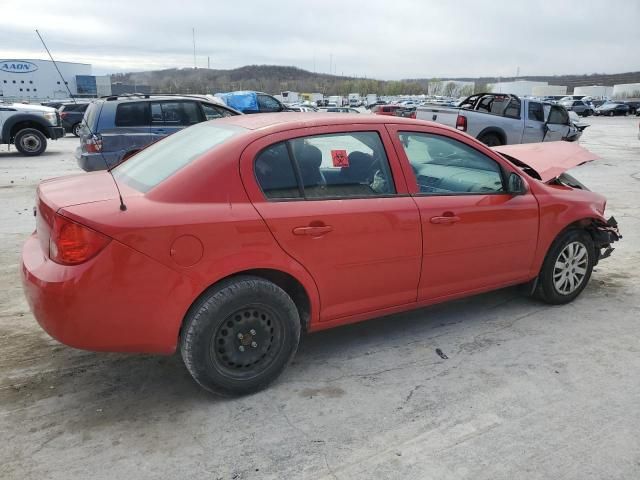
top-left (208, 56), bottom-right (210, 69)
top-left (329, 53), bottom-right (332, 75)
top-left (192, 28), bottom-right (196, 69)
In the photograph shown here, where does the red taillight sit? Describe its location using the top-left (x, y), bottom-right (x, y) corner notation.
top-left (456, 115), bottom-right (467, 131)
top-left (49, 214), bottom-right (110, 265)
top-left (60, 112), bottom-right (70, 119)
top-left (85, 134), bottom-right (103, 153)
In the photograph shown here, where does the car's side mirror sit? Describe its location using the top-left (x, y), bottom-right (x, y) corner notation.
top-left (507, 172), bottom-right (527, 195)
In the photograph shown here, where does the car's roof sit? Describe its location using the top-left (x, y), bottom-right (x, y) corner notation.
top-left (210, 112), bottom-right (437, 131)
top-left (98, 95), bottom-right (220, 104)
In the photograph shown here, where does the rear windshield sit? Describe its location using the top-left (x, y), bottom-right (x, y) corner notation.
top-left (114, 122), bottom-right (245, 192)
top-left (84, 102), bottom-right (100, 129)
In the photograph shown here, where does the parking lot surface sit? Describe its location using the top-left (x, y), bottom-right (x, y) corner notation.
top-left (1, 118), bottom-right (639, 480)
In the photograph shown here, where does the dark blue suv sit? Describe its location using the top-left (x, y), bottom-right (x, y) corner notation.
top-left (76, 94), bottom-right (240, 171)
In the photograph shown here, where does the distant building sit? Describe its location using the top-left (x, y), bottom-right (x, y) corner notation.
top-left (612, 83), bottom-right (640, 99)
top-left (0, 59), bottom-right (110, 101)
top-left (532, 85), bottom-right (567, 96)
top-left (489, 80), bottom-right (548, 97)
top-left (573, 85), bottom-right (614, 99)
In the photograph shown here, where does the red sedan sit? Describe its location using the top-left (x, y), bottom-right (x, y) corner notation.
top-left (21, 114), bottom-right (620, 395)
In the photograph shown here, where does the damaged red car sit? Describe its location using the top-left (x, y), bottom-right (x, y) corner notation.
top-left (21, 114), bottom-right (621, 395)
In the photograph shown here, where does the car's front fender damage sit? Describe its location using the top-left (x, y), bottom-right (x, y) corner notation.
top-left (587, 216), bottom-right (621, 264)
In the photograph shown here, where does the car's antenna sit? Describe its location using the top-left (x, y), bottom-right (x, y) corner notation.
top-left (35, 29), bottom-right (127, 211)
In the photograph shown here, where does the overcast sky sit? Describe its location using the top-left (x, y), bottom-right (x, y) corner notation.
top-left (1, 0), bottom-right (638, 79)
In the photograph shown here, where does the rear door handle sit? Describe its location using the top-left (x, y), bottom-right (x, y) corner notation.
top-left (293, 225), bottom-right (333, 236)
top-left (430, 215), bottom-right (460, 224)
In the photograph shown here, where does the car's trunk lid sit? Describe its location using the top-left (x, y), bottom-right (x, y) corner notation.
top-left (492, 141), bottom-right (599, 183)
top-left (35, 172), bottom-right (137, 254)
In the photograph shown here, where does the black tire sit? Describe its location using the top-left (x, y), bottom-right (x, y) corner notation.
top-left (180, 276), bottom-right (301, 396)
top-left (72, 123), bottom-right (82, 137)
top-left (608, 111), bottom-right (614, 117)
top-left (478, 133), bottom-right (503, 147)
top-left (534, 229), bottom-right (595, 305)
top-left (14, 128), bottom-right (47, 156)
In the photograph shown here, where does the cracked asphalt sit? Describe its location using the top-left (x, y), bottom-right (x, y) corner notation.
top-left (1, 116), bottom-right (639, 479)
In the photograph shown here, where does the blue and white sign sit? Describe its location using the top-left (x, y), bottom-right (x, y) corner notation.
top-left (0, 60), bottom-right (39, 74)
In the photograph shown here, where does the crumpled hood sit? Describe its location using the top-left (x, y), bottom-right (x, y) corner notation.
top-left (492, 141), bottom-right (599, 183)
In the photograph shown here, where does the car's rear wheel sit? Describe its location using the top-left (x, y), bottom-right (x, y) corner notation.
top-left (14, 128), bottom-right (47, 156)
top-left (478, 133), bottom-right (502, 146)
top-left (535, 229), bottom-right (595, 305)
top-left (608, 111), bottom-right (614, 117)
top-left (72, 123), bottom-right (82, 137)
top-left (180, 276), bottom-right (301, 396)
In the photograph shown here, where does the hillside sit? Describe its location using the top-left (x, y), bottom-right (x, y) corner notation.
top-left (111, 65), bottom-right (425, 96)
top-left (111, 65), bottom-right (640, 96)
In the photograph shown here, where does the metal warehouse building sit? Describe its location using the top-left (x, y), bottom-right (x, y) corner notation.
top-left (0, 59), bottom-right (111, 101)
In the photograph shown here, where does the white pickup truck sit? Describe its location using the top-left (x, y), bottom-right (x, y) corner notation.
top-left (416, 93), bottom-right (582, 146)
top-left (0, 102), bottom-right (65, 155)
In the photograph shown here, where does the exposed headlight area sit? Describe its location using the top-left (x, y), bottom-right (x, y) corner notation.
top-left (43, 111), bottom-right (57, 125)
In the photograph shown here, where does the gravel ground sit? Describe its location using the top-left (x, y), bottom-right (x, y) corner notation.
top-left (1, 117), bottom-right (639, 480)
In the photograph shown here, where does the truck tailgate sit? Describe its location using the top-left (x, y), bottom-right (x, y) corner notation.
top-left (416, 107), bottom-right (459, 127)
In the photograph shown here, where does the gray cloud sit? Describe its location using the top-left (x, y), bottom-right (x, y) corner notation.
top-left (1, 0), bottom-right (638, 78)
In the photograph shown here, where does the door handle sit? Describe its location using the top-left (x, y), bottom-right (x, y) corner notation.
top-left (430, 215), bottom-right (460, 224)
top-left (292, 225), bottom-right (333, 236)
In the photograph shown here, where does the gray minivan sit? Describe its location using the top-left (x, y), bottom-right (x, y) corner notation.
top-left (76, 94), bottom-right (240, 171)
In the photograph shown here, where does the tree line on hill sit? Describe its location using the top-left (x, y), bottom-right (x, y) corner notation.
top-left (110, 64), bottom-right (639, 97)
top-left (111, 65), bottom-right (490, 97)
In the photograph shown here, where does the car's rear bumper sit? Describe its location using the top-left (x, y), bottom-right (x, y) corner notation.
top-left (21, 233), bottom-right (197, 354)
top-left (47, 126), bottom-right (65, 140)
top-left (75, 148), bottom-right (121, 171)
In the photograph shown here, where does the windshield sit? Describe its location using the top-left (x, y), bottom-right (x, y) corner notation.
top-left (114, 122), bottom-right (245, 192)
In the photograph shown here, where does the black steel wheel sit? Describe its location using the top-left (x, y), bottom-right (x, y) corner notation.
top-left (211, 305), bottom-right (284, 377)
top-left (181, 276), bottom-right (301, 396)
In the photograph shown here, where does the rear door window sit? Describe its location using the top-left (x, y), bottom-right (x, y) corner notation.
top-left (115, 102), bottom-right (150, 127)
top-left (253, 131), bottom-right (396, 200)
top-left (150, 101), bottom-right (203, 126)
top-left (254, 143), bottom-right (301, 199)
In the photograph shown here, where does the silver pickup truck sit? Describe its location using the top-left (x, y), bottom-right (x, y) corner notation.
top-left (416, 93), bottom-right (582, 146)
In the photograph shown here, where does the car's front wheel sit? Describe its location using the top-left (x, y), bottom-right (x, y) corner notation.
top-left (181, 276), bottom-right (301, 396)
top-left (535, 229), bottom-right (595, 304)
top-left (14, 128), bottom-right (47, 156)
top-left (72, 123), bottom-right (82, 137)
